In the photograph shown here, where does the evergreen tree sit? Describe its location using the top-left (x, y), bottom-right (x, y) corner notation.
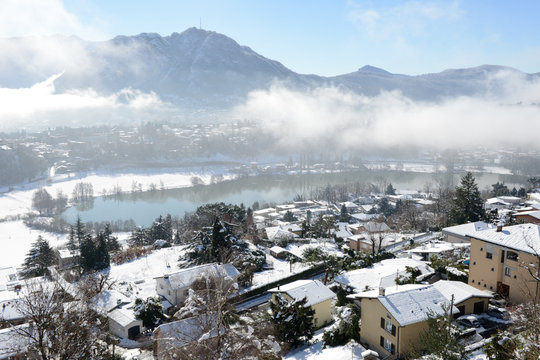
top-left (94, 232), bottom-right (110, 270)
top-left (282, 210), bottom-right (296, 222)
top-left (377, 197), bottom-right (394, 218)
top-left (211, 218), bottom-right (227, 261)
top-left (450, 172), bottom-right (485, 225)
top-left (67, 225), bottom-right (78, 251)
top-left (491, 182), bottom-right (510, 197)
top-left (134, 297), bottom-right (164, 330)
top-left (339, 204), bottom-right (350, 222)
top-left (385, 183), bottom-right (396, 195)
top-left (269, 294), bottom-right (315, 347)
top-left (79, 235), bottom-right (97, 272)
top-left (103, 223), bottom-right (120, 252)
top-left (411, 303), bottom-right (467, 360)
top-left (22, 236), bottom-right (56, 278)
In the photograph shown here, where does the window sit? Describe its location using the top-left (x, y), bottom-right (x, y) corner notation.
top-left (380, 317), bottom-right (396, 336)
top-left (486, 252), bottom-right (493, 259)
top-left (491, 268), bottom-right (494, 272)
top-left (480, 247), bottom-right (483, 251)
top-left (473, 261), bottom-right (476, 265)
top-left (506, 251), bottom-right (518, 261)
top-left (471, 280), bottom-right (475, 283)
top-left (380, 336), bottom-right (396, 355)
top-left (505, 267), bottom-right (511, 277)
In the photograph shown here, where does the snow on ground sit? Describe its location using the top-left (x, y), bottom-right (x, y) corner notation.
top-left (108, 245), bottom-right (189, 302)
top-left (0, 220), bottom-right (69, 269)
top-left (286, 239), bottom-right (344, 259)
top-left (284, 332), bottom-right (367, 360)
top-left (250, 255), bottom-right (310, 289)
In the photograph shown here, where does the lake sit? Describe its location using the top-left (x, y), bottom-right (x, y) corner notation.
top-left (63, 169), bottom-right (526, 227)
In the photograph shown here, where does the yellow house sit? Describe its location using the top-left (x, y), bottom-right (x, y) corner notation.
top-left (268, 280), bottom-right (335, 328)
top-left (431, 280), bottom-right (492, 317)
top-left (467, 224), bottom-right (540, 304)
top-left (360, 286), bottom-right (458, 359)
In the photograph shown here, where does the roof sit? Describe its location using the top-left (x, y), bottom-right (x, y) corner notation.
top-left (158, 263), bottom-right (239, 291)
top-left (89, 290), bottom-right (131, 315)
top-left (468, 224), bottom-right (540, 254)
top-left (442, 221), bottom-right (495, 239)
top-left (348, 284), bottom-right (428, 299)
top-left (155, 314), bottom-right (219, 348)
top-left (108, 307), bottom-right (141, 328)
top-left (378, 285), bottom-right (459, 326)
top-left (362, 222), bottom-right (390, 233)
top-left (269, 280), bottom-right (336, 307)
top-left (0, 325), bottom-right (30, 359)
top-left (334, 258), bottom-right (434, 292)
top-left (407, 241), bottom-right (470, 255)
top-left (515, 210), bottom-right (540, 220)
top-left (431, 280), bottom-right (492, 304)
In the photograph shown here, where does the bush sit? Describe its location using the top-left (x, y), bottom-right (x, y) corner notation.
top-left (111, 246), bottom-right (152, 265)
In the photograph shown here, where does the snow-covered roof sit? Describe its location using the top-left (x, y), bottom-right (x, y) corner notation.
top-left (269, 280), bottom-right (336, 307)
top-left (339, 201), bottom-right (359, 209)
top-left (348, 284), bottom-right (428, 299)
top-left (378, 285), bottom-right (458, 326)
top-left (155, 314), bottom-right (219, 348)
top-left (361, 221), bottom-right (390, 233)
top-left (351, 213), bottom-right (379, 222)
top-left (0, 325), bottom-right (30, 359)
top-left (485, 198), bottom-right (510, 205)
top-left (158, 263), bottom-right (239, 291)
top-left (89, 289), bottom-right (131, 315)
top-left (334, 258), bottom-right (434, 292)
top-left (442, 221), bottom-right (495, 239)
top-left (108, 307), bottom-right (140, 328)
top-left (265, 226), bottom-right (298, 241)
top-left (515, 210), bottom-right (540, 220)
top-left (431, 280), bottom-right (492, 304)
top-left (335, 223), bottom-right (353, 239)
top-left (407, 241), bottom-right (469, 255)
top-left (468, 223), bottom-right (540, 255)
top-left (57, 249), bottom-right (79, 259)
top-left (269, 246), bottom-right (287, 254)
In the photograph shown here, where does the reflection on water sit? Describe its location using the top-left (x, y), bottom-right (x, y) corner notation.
top-left (63, 170), bottom-right (526, 227)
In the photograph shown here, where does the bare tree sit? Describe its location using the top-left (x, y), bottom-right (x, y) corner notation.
top-left (3, 278), bottom-right (110, 360)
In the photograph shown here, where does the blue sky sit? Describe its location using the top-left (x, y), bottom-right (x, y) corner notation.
top-left (2, 0), bottom-right (540, 76)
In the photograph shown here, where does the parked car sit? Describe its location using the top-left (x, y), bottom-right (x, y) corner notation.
top-left (487, 306), bottom-right (510, 320)
top-left (454, 315), bottom-right (483, 330)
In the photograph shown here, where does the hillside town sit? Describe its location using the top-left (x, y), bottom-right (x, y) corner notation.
top-left (1, 172), bottom-right (540, 360)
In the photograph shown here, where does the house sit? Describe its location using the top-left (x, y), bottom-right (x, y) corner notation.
top-left (269, 246), bottom-right (290, 259)
top-left (56, 249), bottom-right (79, 268)
top-left (0, 267), bottom-right (19, 291)
top-left (265, 225), bottom-right (299, 241)
top-left (405, 240), bottom-right (470, 261)
top-left (153, 314), bottom-right (219, 360)
top-left (155, 263), bottom-right (239, 306)
top-left (268, 280), bottom-right (336, 328)
top-left (431, 280), bottom-right (492, 317)
top-left (334, 258), bottom-right (434, 296)
top-left (442, 221), bottom-right (495, 243)
top-left (360, 286), bottom-right (458, 359)
top-left (89, 290), bottom-right (143, 339)
top-left (515, 210), bottom-right (540, 224)
top-left (467, 223), bottom-right (540, 304)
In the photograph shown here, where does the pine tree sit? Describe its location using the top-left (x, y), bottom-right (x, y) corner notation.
top-left (134, 297), bottom-right (164, 330)
top-left (94, 232), bottom-right (110, 270)
top-left (269, 294), bottom-right (315, 347)
top-left (67, 225), bottom-right (78, 251)
top-left (339, 204), bottom-right (350, 222)
top-left (79, 235), bottom-right (96, 272)
top-left (22, 236), bottom-right (56, 278)
top-left (103, 223), bottom-right (120, 252)
top-left (450, 172), bottom-right (485, 225)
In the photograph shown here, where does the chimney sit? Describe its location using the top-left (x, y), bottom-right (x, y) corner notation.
top-left (362, 349), bottom-right (380, 360)
top-left (379, 287), bottom-right (386, 296)
top-left (496, 221), bottom-right (504, 232)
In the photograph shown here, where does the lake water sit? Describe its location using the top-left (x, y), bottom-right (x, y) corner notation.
top-left (63, 170), bottom-right (526, 227)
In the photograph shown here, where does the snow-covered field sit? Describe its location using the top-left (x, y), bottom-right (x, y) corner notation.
top-left (108, 245), bottom-right (189, 302)
top-left (0, 220), bottom-right (69, 269)
top-left (0, 167), bottom-right (233, 269)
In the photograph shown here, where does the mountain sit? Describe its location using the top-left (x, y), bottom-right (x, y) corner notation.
top-left (0, 28), bottom-right (537, 108)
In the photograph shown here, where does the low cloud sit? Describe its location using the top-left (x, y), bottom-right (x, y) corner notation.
top-left (235, 72), bottom-right (540, 152)
top-left (0, 74), bottom-right (172, 131)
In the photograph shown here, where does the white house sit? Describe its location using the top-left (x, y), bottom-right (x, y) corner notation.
top-left (89, 290), bottom-right (143, 340)
top-left (155, 263), bottom-right (239, 306)
top-left (442, 221), bottom-right (495, 243)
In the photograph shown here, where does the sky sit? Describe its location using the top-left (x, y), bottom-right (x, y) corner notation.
top-left (1, 0), bottom-right (540, 76)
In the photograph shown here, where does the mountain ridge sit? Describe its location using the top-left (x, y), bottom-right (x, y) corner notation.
top-left (0, 27), bottom-right (537, 108)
